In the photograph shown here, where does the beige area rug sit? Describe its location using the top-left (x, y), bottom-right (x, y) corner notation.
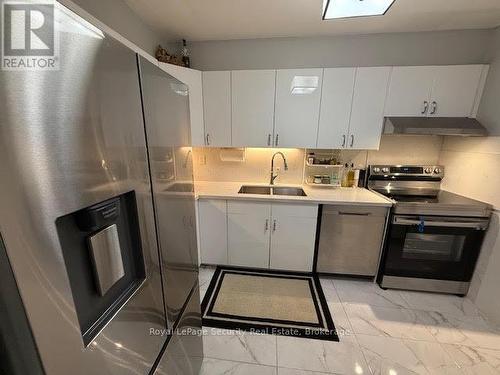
top-left (201, 267), bottom-right (339, 341)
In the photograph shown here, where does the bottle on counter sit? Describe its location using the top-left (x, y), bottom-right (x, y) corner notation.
top-left (347, 163), bottom-right (355, 187)
top-left (341, 163), bottom-right (349, 187)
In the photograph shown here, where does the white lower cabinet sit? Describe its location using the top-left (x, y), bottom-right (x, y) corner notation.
top-left (198, 199), bottom-right (228, 265)
top-left (269, 203), bottom-right (318, 272)
top-left (200, 199), bottom-right (318, 271)
top-left (227, 201), bottom-right (271, 268)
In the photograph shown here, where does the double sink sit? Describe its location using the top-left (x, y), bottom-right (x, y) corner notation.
top-left (238, 185), bottom-right (307, 197)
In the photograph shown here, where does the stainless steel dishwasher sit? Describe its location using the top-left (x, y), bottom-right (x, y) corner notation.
top-left (316, 205), bottom-right (389, 276)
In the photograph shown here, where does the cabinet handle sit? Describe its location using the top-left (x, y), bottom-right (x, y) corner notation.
top-left (342, 134), bottom-right (346, 148)
top-left (275, 134), bottom-right (279, 147)
top-left (350, 134), bottom-right (354, 148)
top-left (267, 134), bottom-right (272, 146)
top-left (265, 219), bottom-right (269, 231)
top-left (430, 101), bottom-right (437, 115)
top-left (422, 101), bottom-right (429, 114)
top-left (272, 219), bottom-right (277, 232)
top-left (205, 133), bottom-right (210, 145)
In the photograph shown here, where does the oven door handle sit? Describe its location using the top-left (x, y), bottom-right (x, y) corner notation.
top-left (393, 217), bottom-right (488, 230)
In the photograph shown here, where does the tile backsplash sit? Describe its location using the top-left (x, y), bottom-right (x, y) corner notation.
top-left (192, 135), bottom-right (444, 184)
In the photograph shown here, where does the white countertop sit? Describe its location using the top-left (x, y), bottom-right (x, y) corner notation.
top-left (195, 181), bottom-right (393, 207)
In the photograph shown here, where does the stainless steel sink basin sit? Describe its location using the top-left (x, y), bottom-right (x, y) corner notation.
top-left (272, 187), bottom-right (307, 196)
top-left (238, 185), bottom-right (271, 195)
top-left (164, 183), bottom-right (194, 192)
top-left (238, 185), bottom-right (306, 196)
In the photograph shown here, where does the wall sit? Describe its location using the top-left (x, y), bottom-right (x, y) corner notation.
top-left (62, 0), bottom-right (164, 55)
top-left (477, 27), bottom-right (500, 136)
top-left (192, 135), bottom-right (443, 184)
top-left (439, 137), bottom-right (500, 325)
top-left (188, 29), bottom-right (493, 71)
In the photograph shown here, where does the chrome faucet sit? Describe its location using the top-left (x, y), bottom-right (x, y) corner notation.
top-left (270, 152), bottom-right (288, 185)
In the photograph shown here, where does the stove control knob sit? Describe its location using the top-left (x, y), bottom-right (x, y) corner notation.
top-left (382, 167), bottom-right (390, 173)
top-left (434, 167), bottom-right (442, 174)
top-left (373, 167), bottom-right (381, 173)
top-left (424, 167), bottom-right (433, 174)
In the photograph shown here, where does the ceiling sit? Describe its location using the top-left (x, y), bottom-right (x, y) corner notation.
top-left (125, 0), bottom-right (500, 42)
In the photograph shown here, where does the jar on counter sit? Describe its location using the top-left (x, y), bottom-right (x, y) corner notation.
top-left (313, 175), bottom-right (322, 184)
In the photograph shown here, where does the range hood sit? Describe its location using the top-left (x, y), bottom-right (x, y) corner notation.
top-left (383, 117), bottom-right (488, 137)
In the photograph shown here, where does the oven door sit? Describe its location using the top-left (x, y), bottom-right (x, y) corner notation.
top-left (383, 215), bottom-right (489, 282)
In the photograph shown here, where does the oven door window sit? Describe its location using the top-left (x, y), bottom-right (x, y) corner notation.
top-left (384, 221), bottom-right (485, 281)
top-left (402, 233), bottom-right (466, 262)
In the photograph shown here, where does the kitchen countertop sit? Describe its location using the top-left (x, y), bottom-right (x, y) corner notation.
top-left (195, 181), bottom-right (393, 207)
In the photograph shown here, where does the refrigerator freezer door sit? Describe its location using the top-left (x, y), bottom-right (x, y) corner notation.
top-left (138, 56), bottom-right (200, 327)
top-left (0, 4), bottom-right (165, 374)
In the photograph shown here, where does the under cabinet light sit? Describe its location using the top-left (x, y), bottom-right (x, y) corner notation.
top-left (322, 0), bottom-right (396, 20)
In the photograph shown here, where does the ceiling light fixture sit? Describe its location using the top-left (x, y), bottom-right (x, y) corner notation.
top-left (322, 0), bottom-right (396, 20)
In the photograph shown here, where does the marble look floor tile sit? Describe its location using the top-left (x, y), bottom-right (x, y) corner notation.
top-left (203, 328), bottom-right (277, 366)
top-left (199, 266), bottom-right (216, 290)
top-left (399, 291), bottom-right (480, 318)
top-left (332, 279), bottom-right (409, 309)
top-left (442, 344), bottom-right (500, 375)
top-left (357, 334), bottom-right (459, 375)
top-left (319, 278), bottom-right (341, 304)
top-left (416, 311), bottom-right (500, 350)
top-left (277, 335), bottom-right (368, 374)
top-left (328, 302), bottom-right (354, 338)
top-left (200, 358), bottom-right (277, 375)
top-left (344, 303), bottom-right (436, 342)
top-left (277, 368), bottom-right (333, 375)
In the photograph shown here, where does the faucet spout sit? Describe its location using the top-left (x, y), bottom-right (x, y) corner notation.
top-left (270, 152), bottom-right (288, 185)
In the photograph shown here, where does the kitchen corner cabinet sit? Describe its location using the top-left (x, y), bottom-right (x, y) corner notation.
top-left (198, 199), bottom-right (228, 265)
top-left (231, 70), bottom-right (276, 147)
top-left (269, 203), bottom-right (318, 272)
top-left (227, 201), bottom-right (271, 268)
top-left (317, 67), bottom-right (391, 150)
top-left (202, 71), bottom-right (231, 146)
top-left (274, 69), bottom-right (323, 148)
top-left (385, 65), bottom-right (487, 118)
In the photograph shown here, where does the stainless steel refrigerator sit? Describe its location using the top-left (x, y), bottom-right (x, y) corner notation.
top-left (0, 3), bottom-right (202, 375)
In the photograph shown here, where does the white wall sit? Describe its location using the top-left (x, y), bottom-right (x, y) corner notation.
top-left (63, 0), bottom-right (165, 55)
top-left (439, 137), bottom-right (500, 325)
top-left (477, 27), bottom-right (500, 136)
top-left (187, 29), bottom-right (493, 71)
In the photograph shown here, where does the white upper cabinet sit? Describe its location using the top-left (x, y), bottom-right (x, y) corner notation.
top-left (429, 65), bottom-right (484, 117)
top-left (231, 70), bottom-right (276, 147)
top-left (202, 71), bottom-right (231, 146)
top-left (274, 69), bottom-right (323, 148)
top-left (385, 66), bottom-right (434, 116)
top-left (385, 65), bottom-right (487, 118)
top-left (317, 68), bottom-right (356, 149)
top-left (348, 67), bottom-right (392, 150)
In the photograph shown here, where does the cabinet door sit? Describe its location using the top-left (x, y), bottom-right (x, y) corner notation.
top-left (384, 66), bottom-right (434, 117)
top-left (429, 65), bottom-right (484, 117)
top-left (198, 199), bottom-right (227, 265)
top-left (227, 201), bottom-right (271, 268)
top-left (348, 67), bottom-right (391, 150)
top-left (232, 70), bottom-right (276, 147)
top-left (270, 204), bottom-right (318, 272)
top-left (274, 69), bottom-right (323, 148)
top-left (202, 71), bottom-right (231, 146)
top-left (317, 68), bottom-right (356, 149)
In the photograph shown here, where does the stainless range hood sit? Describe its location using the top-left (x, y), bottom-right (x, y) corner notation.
top-left (383, 117), bottom-right (488, 137)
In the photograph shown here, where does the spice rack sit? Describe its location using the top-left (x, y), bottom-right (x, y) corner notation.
top-left (303, 151), bottom-right (343, 188)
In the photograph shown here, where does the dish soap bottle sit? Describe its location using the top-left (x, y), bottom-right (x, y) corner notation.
top-left (347, 163), bottom-right (355, 187)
